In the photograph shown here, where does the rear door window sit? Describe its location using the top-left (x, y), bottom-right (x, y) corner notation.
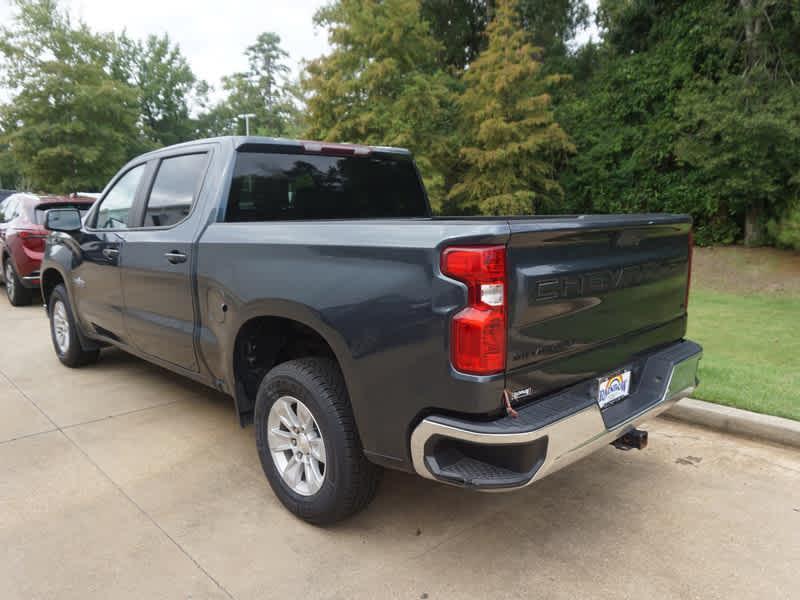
top-left (225, 152), bottom-right (429, 222)
top-left (141, 153), bottom-right (208, 228)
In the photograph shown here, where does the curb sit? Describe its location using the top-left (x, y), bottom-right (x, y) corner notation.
top-left (664, 398), bottom-right (800, 449)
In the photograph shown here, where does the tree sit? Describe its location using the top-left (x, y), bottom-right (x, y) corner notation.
top-left (245, 32), bottom-right (291, 108)
top-left (698, 0), bottom-right (800, 245)
top-left (447, 0), bottom-right (574, 215)
top-left (421, 0), bottom-right (590, 71)
top-left (303, 0), bottom-right (457, 209)
top-left (768, 200), bottom-right (800, 250)
top-left (420, 0), bottom-right (490, 70)
top-left (111, 32), bottom-right (200, 148)
top-left (196, 33), bottom-right (300, 138)
top-left (0, 0), bottom-right (141, 192)
top-left (0, 143), bottom-right (23, 190)
top-left (674, 77), bottom-right (800, 246)
top-left (557, 0), bottom-right (800, 245)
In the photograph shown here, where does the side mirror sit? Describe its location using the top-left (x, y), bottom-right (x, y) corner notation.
top-left (45, 208), bottom-right (82, 233)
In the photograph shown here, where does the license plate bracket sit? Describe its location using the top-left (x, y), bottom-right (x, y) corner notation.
top-left (597, 370), bottom-right (632, 409)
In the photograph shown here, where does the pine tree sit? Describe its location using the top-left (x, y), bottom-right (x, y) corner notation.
top-left (303, 0), bottom-right (457, 209)
top-left (196, 32), bottom-right (300, 139)
top-left (448, 0), bottom-right (574, 215)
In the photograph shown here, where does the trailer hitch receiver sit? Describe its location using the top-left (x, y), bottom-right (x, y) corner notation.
top-left (612, 428), bottom-right (648, 451)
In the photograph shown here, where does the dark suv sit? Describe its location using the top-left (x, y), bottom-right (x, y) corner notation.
top-left (0, 193), bottom-right (95, 305)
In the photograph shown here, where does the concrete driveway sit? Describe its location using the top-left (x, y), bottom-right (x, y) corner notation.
top-left (1, 296), bottom-right (798, 600)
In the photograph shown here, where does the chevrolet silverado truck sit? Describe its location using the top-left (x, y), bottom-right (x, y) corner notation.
top-left (40, 136), bottom-right (701, 524)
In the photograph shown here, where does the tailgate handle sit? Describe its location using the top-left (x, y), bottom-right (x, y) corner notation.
top-left (165, 250), bottom-right (187, 264)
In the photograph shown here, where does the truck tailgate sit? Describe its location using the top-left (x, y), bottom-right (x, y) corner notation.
top-left (505, 215), bottom-right (692, 399)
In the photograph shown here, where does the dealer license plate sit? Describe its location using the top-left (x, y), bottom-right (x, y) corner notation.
top-left (597, 370), bottom-right (631, 409)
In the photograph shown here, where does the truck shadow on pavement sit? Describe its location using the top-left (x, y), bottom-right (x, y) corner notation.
top-left (76, 346), bottom-right (668, 530)
top-left (85, 345), bottom-right (668, 541)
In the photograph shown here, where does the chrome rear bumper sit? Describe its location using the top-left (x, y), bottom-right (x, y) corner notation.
top-left (410, 340), bottom-right (702, 490)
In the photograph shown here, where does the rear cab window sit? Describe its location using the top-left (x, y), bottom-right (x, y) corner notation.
top-left (225, 151), bottom-right (430, 222)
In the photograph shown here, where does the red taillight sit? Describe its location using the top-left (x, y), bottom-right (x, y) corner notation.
top-left (441, 245), bottom-right (507, 375)
top-left (19, 229), bottom-right (47, 252)
top-left (685, 230), bottom-right (693, 310)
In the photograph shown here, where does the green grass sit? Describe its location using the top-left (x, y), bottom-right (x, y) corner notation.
top-left (687, 289), bottom-right (800, 421)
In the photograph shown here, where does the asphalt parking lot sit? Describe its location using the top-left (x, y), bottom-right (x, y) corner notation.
top-left (1, 296), bottom-right (799, 600)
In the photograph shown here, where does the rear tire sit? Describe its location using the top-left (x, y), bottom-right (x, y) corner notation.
top-left (4, 258), bottom-right (33, 306)
top-left (254, 357), bottom-right (381, 525)
top-left (48, 284), bottom-right (100, 367)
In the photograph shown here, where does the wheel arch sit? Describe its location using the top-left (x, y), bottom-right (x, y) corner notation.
top-left (228, 308), bottom-right (357, 428)
top-left (41, 267), bottom-right (66, 308)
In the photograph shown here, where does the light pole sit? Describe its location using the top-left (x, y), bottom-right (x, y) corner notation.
top-left (237, 113), bottom-right (256, 136)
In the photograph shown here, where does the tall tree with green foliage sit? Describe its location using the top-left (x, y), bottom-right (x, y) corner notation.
top-left (421, 0), bottom-right (589, 71)
top-left (516, 0), bottom-right (590, 61)
top-left (447, 0), bottom-right (574, 215)
top-left (0, 0), bottom-right (141, 192)
top-left (111, 32), bottom-right (200, 148)
top-left (674, 0), bottom-right (800, 245)
top-left (558, 0), bottom-right (800, 245)
top-left (198, 33), bottom-right (300, 138)
top-left (303, 0), bottom-right (457, 209)
top-left (420, 0), bottom-right (490, 71)
top-left (0, 143), bottom-right (22, 190)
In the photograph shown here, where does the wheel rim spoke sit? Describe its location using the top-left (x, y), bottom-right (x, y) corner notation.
top-left (283, 455), bottom-right (303, 488)
top-left (303, 460), bottom-right (314, 487)
top-left (308, 458), bottom-right (324, 488)
top-left (309, 437), bottom-right (326, 464)
top-left (268, 427), bottom-right (294, 452)
top-left (276, 398), bottom-right (300, 431)
top-left (297, 403), bottom-right (314, 430)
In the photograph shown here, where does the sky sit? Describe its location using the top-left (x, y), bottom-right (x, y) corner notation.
top-left (576, 0), bottom-right (600, 46)
top-left (1, 0), bottom-right (599, 98)
top-left (0, 0), bottom-right (332, 94)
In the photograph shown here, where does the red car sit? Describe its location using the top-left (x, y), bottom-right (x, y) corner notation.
top-left (0, 193), bottom-right (96, 306)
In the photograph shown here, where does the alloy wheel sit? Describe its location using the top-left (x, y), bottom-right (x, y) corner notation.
top-left (52, 300), bottom-right (71, 354)
top-left (267, 395), bottom-right (327, 496)
top-left (4, 261), bottom-right (14, 299)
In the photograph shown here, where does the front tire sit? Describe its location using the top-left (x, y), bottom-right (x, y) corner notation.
top-left (255, 358), bottom-right (381, 525)
top-left (48, 284), bottom-right (100, 367)
top-left (4, 258), bottom-right (32, 306)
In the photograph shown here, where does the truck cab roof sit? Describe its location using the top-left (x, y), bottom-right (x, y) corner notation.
top-left (135, 136), bottom-right (412, 162)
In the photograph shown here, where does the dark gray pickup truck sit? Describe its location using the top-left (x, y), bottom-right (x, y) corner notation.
top-left (40, 136), bottom-right (701, 524)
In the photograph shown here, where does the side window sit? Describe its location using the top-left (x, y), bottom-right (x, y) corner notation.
top-left (0, 198), bottom-right (8, 222)
top-left (142, 154), bottom-right (207, 228)
top-left (95, 165), bottom-right (145, 229)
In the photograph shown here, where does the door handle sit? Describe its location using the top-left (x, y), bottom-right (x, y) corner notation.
top-left (165, 250), bottom-right (187, 264)
top-left (102, 248), bottom-right (120, 260)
